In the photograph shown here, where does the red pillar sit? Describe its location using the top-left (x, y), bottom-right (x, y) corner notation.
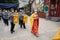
top-left (57, 3), bottom-right (60, 17)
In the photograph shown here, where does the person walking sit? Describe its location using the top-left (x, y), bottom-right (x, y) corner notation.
top-left (30, 10), bottom-right (39, 37)
top-left (9, 9), bottom-right (19, 34)
top-left (2, 9), bottom-right (9, 26)
top-left (19, 10), bottom-right (26, 29)
top-left (9, 9), bottom-right (15, 34)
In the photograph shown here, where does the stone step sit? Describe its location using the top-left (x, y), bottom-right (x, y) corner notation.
top-left (50, 17), bottom-right (60, 22)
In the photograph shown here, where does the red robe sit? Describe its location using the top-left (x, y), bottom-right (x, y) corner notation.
top-left (31, 13), bottom-right (39, 35)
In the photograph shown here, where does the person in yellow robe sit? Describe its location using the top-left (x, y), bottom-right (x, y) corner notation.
top-left (30, 11), bottom-right (39, 37)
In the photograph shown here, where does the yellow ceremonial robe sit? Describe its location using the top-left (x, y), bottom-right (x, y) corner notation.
top-left (13, 13), bottom-right (19, 25)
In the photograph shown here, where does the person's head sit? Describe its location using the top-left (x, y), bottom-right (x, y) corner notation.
top-left (3, 9), bottom-right (7, 12)
top-left (12, 10), bottom-right (14, 12)
top-left (19, 9), bottom-right (21, 11)
top-left (11, 8), bottom-right (14, 10)
top-left (5, 10), bottom-right (7, 12)
top-left (15, 10), bottom-right (17, 12)
top-left (7, 10), bottom-right (10, 12)
top-left (10, 8), bottom-right (14, 12)
top-left (22, 10), bottom-right (24, 12)
top-left (35, 11), bottom-right (37, 13)
top-left (3, 9), bottom-right (6, 12)
top-left (20, 9), bottom-right (23, 12)
top-left (34, 9), bottom-right (37, 14)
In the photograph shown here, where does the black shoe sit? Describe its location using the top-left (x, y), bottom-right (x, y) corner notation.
top-left (34, 34), bottom-right (39, 37)
top-left (20, 27), bottom-right (22, 28)
top-left (5, 24), bottom-right (9, 26)
top-left (11, 31), bottom-right (15, 34)
top-left (13, 30), bottom-right (15, 32)
top-left (11, 31), bottom-right (13, 34)
top-left (24, 27), bottom-right (26, 29)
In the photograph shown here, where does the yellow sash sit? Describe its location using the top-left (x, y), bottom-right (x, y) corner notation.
top-left (30, 14), bottom-right (34, 29)
top-left (23, 15), bottom-right (28, 23)
top-left (13, 13), bottom-right (19, 25)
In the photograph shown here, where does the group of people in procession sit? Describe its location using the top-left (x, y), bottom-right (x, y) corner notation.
top-left (0, 8), bottom-right (39, 37)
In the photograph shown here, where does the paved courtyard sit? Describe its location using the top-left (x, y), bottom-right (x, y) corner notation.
top-left (0, 17), bottom-right (60, 40)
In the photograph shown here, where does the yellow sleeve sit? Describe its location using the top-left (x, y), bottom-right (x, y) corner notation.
top-left (13, 13), bottom-right (19, 25)
top-left (23, 15), bottom-right (28, 23)
top-left (30, 14), bottom-right (34, 29)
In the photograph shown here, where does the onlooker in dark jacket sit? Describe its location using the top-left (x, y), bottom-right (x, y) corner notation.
top-left (9, 9), bottom-right (15, 34)
top-left (18, 10), bottom-right (26, 29)
top-left (2, 9), bottom-right (9, 26)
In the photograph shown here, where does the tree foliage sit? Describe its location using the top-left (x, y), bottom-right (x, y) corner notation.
top-left (0, 0), bottom-right (18, 3)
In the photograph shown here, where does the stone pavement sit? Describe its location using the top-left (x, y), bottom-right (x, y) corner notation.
top-left (0, 17), bottom-right (60, 40)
